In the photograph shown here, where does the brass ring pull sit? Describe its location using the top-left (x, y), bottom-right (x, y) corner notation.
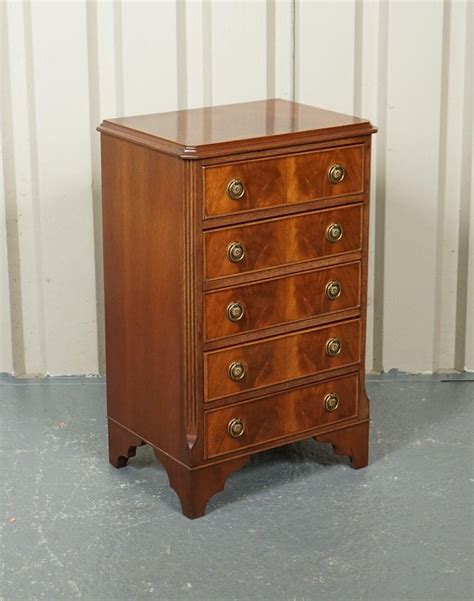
top-left (227, 241), bottom-right (245, 263)
top-left (324, 392), bottom-right (340, 412)
top-left (227, 179), bottom-right (245, 200)
top-left (228, 418), bottom-right (245, 438)
top-left (327, 164), bottom-right (345, 184)
top-left (228, 361), bottom-right (246, 381)
top-left (326, 223), bottom-right (343, 243)
top-left (326, 337), bottom-right (342, 357)
top-left (226, 301), bottom-right (245, 322)
top-left (325, 280), bottom-right (342, 300)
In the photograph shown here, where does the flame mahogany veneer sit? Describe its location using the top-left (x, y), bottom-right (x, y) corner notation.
top-left (98, 99), bottom-right (377, 518)
top-left (203, 144), bottom-right (364, 217)
top-left (203, 261), bottom-right (361, 342)
top-left (203, 203), bottom-right (363, 280)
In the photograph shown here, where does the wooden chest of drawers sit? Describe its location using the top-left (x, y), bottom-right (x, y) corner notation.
top-left (98, 99), bottom-right (376, 518)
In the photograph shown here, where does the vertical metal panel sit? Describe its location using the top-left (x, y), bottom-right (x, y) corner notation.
top-left (3, 1), bottom-right (45, 375)
top-left (465, 0), bottom-right (474, 371)
top-left (433, 0), bottom-right (470, 371)
top-left (210, 0), bottom-right (267, 105)
top-left (1, 0), bottom-right (472, 375)
top-left (96, 1), bottom-right (120, 118)
top-left (383, 1), bottom-right (444, 372)
top-left (457, 0), bottom-right (473, 372)
top-left (465, 176), bottom-right (474, 371)
top-left (274, 0), bottom-right (294, 100)
top-left (86, 1), bottom-right (105, 375)
top-left (184, 0), bottom-right (205, 109)
top-left (202, 0), bottom-right (213, 107)
top-left (0, 160), bottom-right (13, 373)
top-left (358, 0), bottom-right (384, 372)
top-left (0, 1), bottom-right (13, 372)
top-left (383, 3), bottom-right (443, 372)
top-left (466, 148), bottom-right (474, 371)
top-left (121, 1), bottom-right (178, 114)
top-left (296, 0), bottom-right (356, 113)
top-left (1, 1), bottom-right (17, 375)
top-left (29, 0), bottom-right (98, 374)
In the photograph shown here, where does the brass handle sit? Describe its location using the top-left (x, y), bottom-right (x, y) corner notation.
top-left (228, 417), bottom-right (245, 438)
top-left (227, 179), bottom-right (245, 200)
top-left (228, 361), bottom-right (246, 381)
top-left (226, 301), bottom-right (245, 322)
top-left (325, 280), bottom-right (342, 300)
top-left (328, 164), bottom-right (345, 184)
top-left (324, 392), bottom-right (340, 412)
top-left (326, 223), bottom-right (343, 242)
top-left (227, 241), bottom-right (245, 263)
top-left (326, 337), bottom-right (342, 357)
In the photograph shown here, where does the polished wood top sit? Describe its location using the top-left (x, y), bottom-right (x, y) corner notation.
top-left (98, 99), bottom-right (376, 159)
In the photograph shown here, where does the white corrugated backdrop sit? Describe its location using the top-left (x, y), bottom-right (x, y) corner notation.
top-left (1, 0), bottom-right (473, 376)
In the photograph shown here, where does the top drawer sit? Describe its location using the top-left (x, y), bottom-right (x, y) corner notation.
top-left (203, 144), bottom-right (364, 218)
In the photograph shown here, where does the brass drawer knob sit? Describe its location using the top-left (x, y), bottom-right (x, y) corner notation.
top-left (228, 361), bottom-right (246, 381)
top-left (324, 392), bottom-right (340, 412)
top-left (227, 241), bottom-right (245, 263)
top-left (326, 223), bottom-right (343, 242)
top-left (227, 178), bottom-right (245, 200)
top-left (325, 280), bottom-right (342, 300)
top-left (327, 164), bottom-right (345, 184)
top-left (226, 301), bottom-right (245, 322)
top-left (228, 417), bottom-right (245, 438)
top-left (326, 337), bottom-right (342, 357)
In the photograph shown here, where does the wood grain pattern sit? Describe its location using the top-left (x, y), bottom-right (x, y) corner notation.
top-left (108, 418), bottom-right (145, 468)
top-left (101, 134), bottom-right (186, 460)
top-left (204, 203), bottom-right (363, 281)
top-left (205, 373), bottom-right (359, 458)
top-left (315, 421), bottom-right (369, 469)
top-left (200, 136), bottom-right (372, 231)
top-left (204, 144), bottom-right (364, 217)
top-left (204, 261), bottom-right (361, 342)
top-left (154, 447), bottom-right (249, 519)
top-left (100, 99), bottom-right (376, 518)
top-left (98, 98), bottom-right (375, 159)
top-left (204, 319), bottom-right (361, 401)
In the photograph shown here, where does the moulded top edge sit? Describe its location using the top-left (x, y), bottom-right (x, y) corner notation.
top-left (97, 99), bottom-right (377, 159)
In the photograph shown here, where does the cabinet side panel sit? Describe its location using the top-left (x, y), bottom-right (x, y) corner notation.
top-left (100, 135), bottom-right (185, 460)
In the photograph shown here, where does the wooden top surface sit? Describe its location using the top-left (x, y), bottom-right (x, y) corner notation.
top-left (98, 99), bottom-right (376, 159)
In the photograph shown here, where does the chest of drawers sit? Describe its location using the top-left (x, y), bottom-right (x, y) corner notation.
top-left (98, 99), bottom-right (377, 518)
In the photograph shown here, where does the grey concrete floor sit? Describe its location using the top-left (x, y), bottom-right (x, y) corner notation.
top-left (1, 373), bottom-right (473, 601)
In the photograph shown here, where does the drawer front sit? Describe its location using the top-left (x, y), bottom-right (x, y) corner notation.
top-left (204, 204), bottom-right (362, 281)
top-left (205, 373), bottom-right (359, 458)
top-left (204, 319), bottom-right (361, 401)
top-left (204, 262), bottom-right (361, 342)
top-left (204, 145), bottom-right (364, 217)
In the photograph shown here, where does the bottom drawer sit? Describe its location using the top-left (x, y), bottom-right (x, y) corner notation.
top-left (205, 373), bottom-right (359, 458)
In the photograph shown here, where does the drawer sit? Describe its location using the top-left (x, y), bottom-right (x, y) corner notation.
top-left (204, 203), bottom-right (362, 281)
top-left (204, 319), bottom-right (361, 401)
top-left (203, 144), bottom-right (364, 218)
top-left (204, 261), bottom-right (361, 342)
top-left (205, 373), bottom-right (359, 458)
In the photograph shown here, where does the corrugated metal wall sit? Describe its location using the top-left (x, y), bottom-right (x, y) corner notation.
top-left (1, 0), bottom-right (473, 376)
